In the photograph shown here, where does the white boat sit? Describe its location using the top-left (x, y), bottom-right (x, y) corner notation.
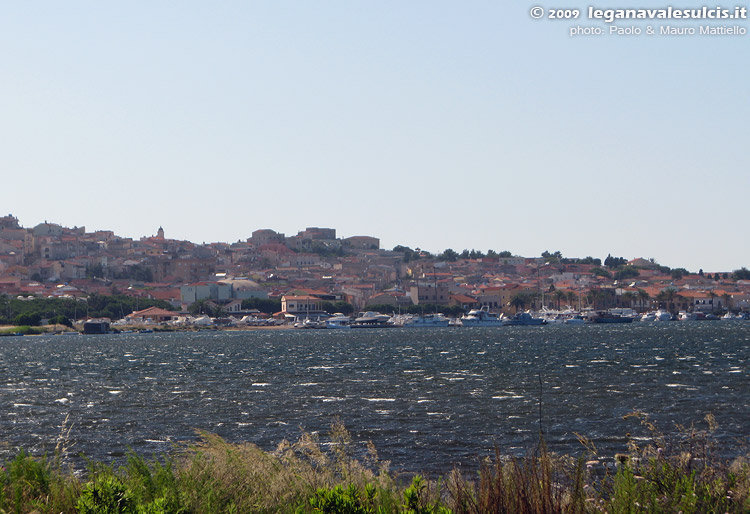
top-left (722, 312), bottom-right (743, 321)
top-left (460, 307), bottom-right (505, 327)
top-left (564, 315), bottom-right (586, 325)
top-left (325, 314), bottom-right (352, 329)
top-left (352, 311), bottom-right (392, 327)
top-left (640, 312), bottom-right (657, 322)
top-left (403, 313), bottom-right (450, 327)
top-left (654, 309), bottom-right (673, 321)
top-left (678, 311), bottom-right (697, 321)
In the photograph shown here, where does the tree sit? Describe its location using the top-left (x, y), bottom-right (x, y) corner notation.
top-left (722, 293), bottom-right (731, 312)
top-left (552, 290), bottom-right (566, 310)
top-left (708, 291), bottom-right (718, 313)
top-left (509, 293), bottom-right (531, 312)
top-left (604, 254), bottom-right (627, 269)
top-left (614, 267), bottom-right (640, 281)
top-left (48, 314), bottom-right (73, 328)
top-left (731, 267), bottom-right (750, 280)
top-left (637, 289), bottom-right (651, 311)
top-left (622, 291), bottom-right (637, 309)
top-left (240, 298), bottom-right (282, 314)
top-left (591, 266), bottom-right (612, 278)
top-left (498, 251), bottom-right (513, 258)
top-left (320, 301), bottom-right (355, 315)
top-left (468, 249), bottom-right (485, 259)
top-left (14, 312), bottom-right (41, 326)
top-left (439, 249), bottom-right (459, 262)
top-left (188, 299), bottom-right (224, 317)
top-left (671, 268), bottom-right (689, 280)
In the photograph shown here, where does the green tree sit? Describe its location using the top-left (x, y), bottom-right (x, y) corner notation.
top-left (48, 314), bottom-right (73, 328)
top-left (637, 289), bottom-right (651, 311)
top-left (614, 266), bottom-right (640, 281)
top-left (671, 268), bottom-right (689, 280)
top-left (552, 289), bottom-right (566, 310)
top-left (591, 266), bottom-right (612, 278)
top-left (622, 291), bottom-right (637, 309)
top-left (240, 297), bottom-right (282, 314)
top-left (604, 254), bottom-right (627, 269)
top-left (510, 293), bottom-right (531, 312)
top-left (321, 301), bottom-right (355, 315)
top-left (14, 312), bottom-right (41, 326)
top-left (731, 267), bottom-right (750, 280)
top-left (438, 249), bottom-right (459, 262)
top-left (187, 300), bottom-right (224, 317)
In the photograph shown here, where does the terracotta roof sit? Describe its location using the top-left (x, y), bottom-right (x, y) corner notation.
top-left (126, 306), bottom-right (175, 318)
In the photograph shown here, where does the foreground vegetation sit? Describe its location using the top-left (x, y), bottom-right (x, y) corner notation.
top-left (1, 416), bottom-right (749, 514)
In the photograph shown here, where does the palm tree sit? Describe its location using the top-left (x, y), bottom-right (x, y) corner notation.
top-left (566, 290), bottom-right (578, 309)
top-left (553, 290), bottom-right (566, 310)
top-left (510, 294), bottom-right (527, 313)
top-left (722, 293), bottom-right (731, 313)
top-left (622, 291), bottom-right (637, 309)
top-left (637, 289), bottom-right (651, 312)
top-left (656, 291), bottom-right (669, 310)
top-left (708, 291), bottom-right (718, 313)
top-left (665, 289), bottom-right (677, 313)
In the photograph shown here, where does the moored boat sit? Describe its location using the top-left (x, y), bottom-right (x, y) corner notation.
top-left (460, 307), bottom-right (504, 327)
top-left (403, 313), bottom-right (450, 327)
top-left (502, 311), bottom-right (547, 326)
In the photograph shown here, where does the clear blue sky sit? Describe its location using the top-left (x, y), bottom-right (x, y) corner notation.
top-left (2, 1), bottom-right (748, 272)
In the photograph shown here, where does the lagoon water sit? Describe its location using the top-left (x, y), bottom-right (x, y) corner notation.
top-left (1, 323), bottom-right (748, 472)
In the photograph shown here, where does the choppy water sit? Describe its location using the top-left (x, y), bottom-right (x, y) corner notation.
top-left (1, 323), bottom-right (748, 472)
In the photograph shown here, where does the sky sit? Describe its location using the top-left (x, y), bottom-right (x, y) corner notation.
top-left (2, 1), bottom-right (748, 273)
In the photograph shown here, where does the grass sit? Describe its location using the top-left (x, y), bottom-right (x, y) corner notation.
top-left (0, 326), bottom-right (45, 336)
top-left (1, 416), bottom-right (749, 514)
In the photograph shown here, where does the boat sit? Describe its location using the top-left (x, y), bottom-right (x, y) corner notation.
top-left (563, 315), bottom-right (586, 325)
top-left (589, 312), bottom-right (634, 324)
top-left (502, 311), bottom-right (547, 326)
top-left (459, 307), bottom-right (505, 327)
top-left (352, 311), bottom-right (393, 328)
top-left (403, 313), bottom-right (450, 327)
top-left (294, 318), bottom-right (326, 329)
top-left (678, 311), bottom-right (697, 321)
top-left (325, 314), bottom-right (352, 329)
top-left (654, 309), bottom-right (673, 321)
top-left (639, 312), bottom-right (657, 322)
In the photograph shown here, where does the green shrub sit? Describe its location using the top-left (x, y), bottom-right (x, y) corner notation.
top-left (77, 475), bottom-right (135, 514)
top-left (309, 484), bottom-right (377, 514)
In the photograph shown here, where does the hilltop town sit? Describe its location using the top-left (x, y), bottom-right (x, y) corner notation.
top-left (1, 213), bottom-right (749, 324)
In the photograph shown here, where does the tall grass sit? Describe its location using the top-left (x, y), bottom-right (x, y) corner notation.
top-left (1, 415), bottom-right (749, 513)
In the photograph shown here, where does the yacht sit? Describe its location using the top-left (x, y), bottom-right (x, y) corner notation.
top-left (352, 311), bottom-right (393, 327)
top-left (325, 314), bottom-right (352, 329)
top-left (460, 307), bottom-right (505, 327)
top-left (502, 311), bottom-right (547, 326)
top-left (403, 313), bottom-right (450, 327)
top-left (589, 312), bottom-right (634, 324)
top-left (564, 315), bottom-right (586, 325)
